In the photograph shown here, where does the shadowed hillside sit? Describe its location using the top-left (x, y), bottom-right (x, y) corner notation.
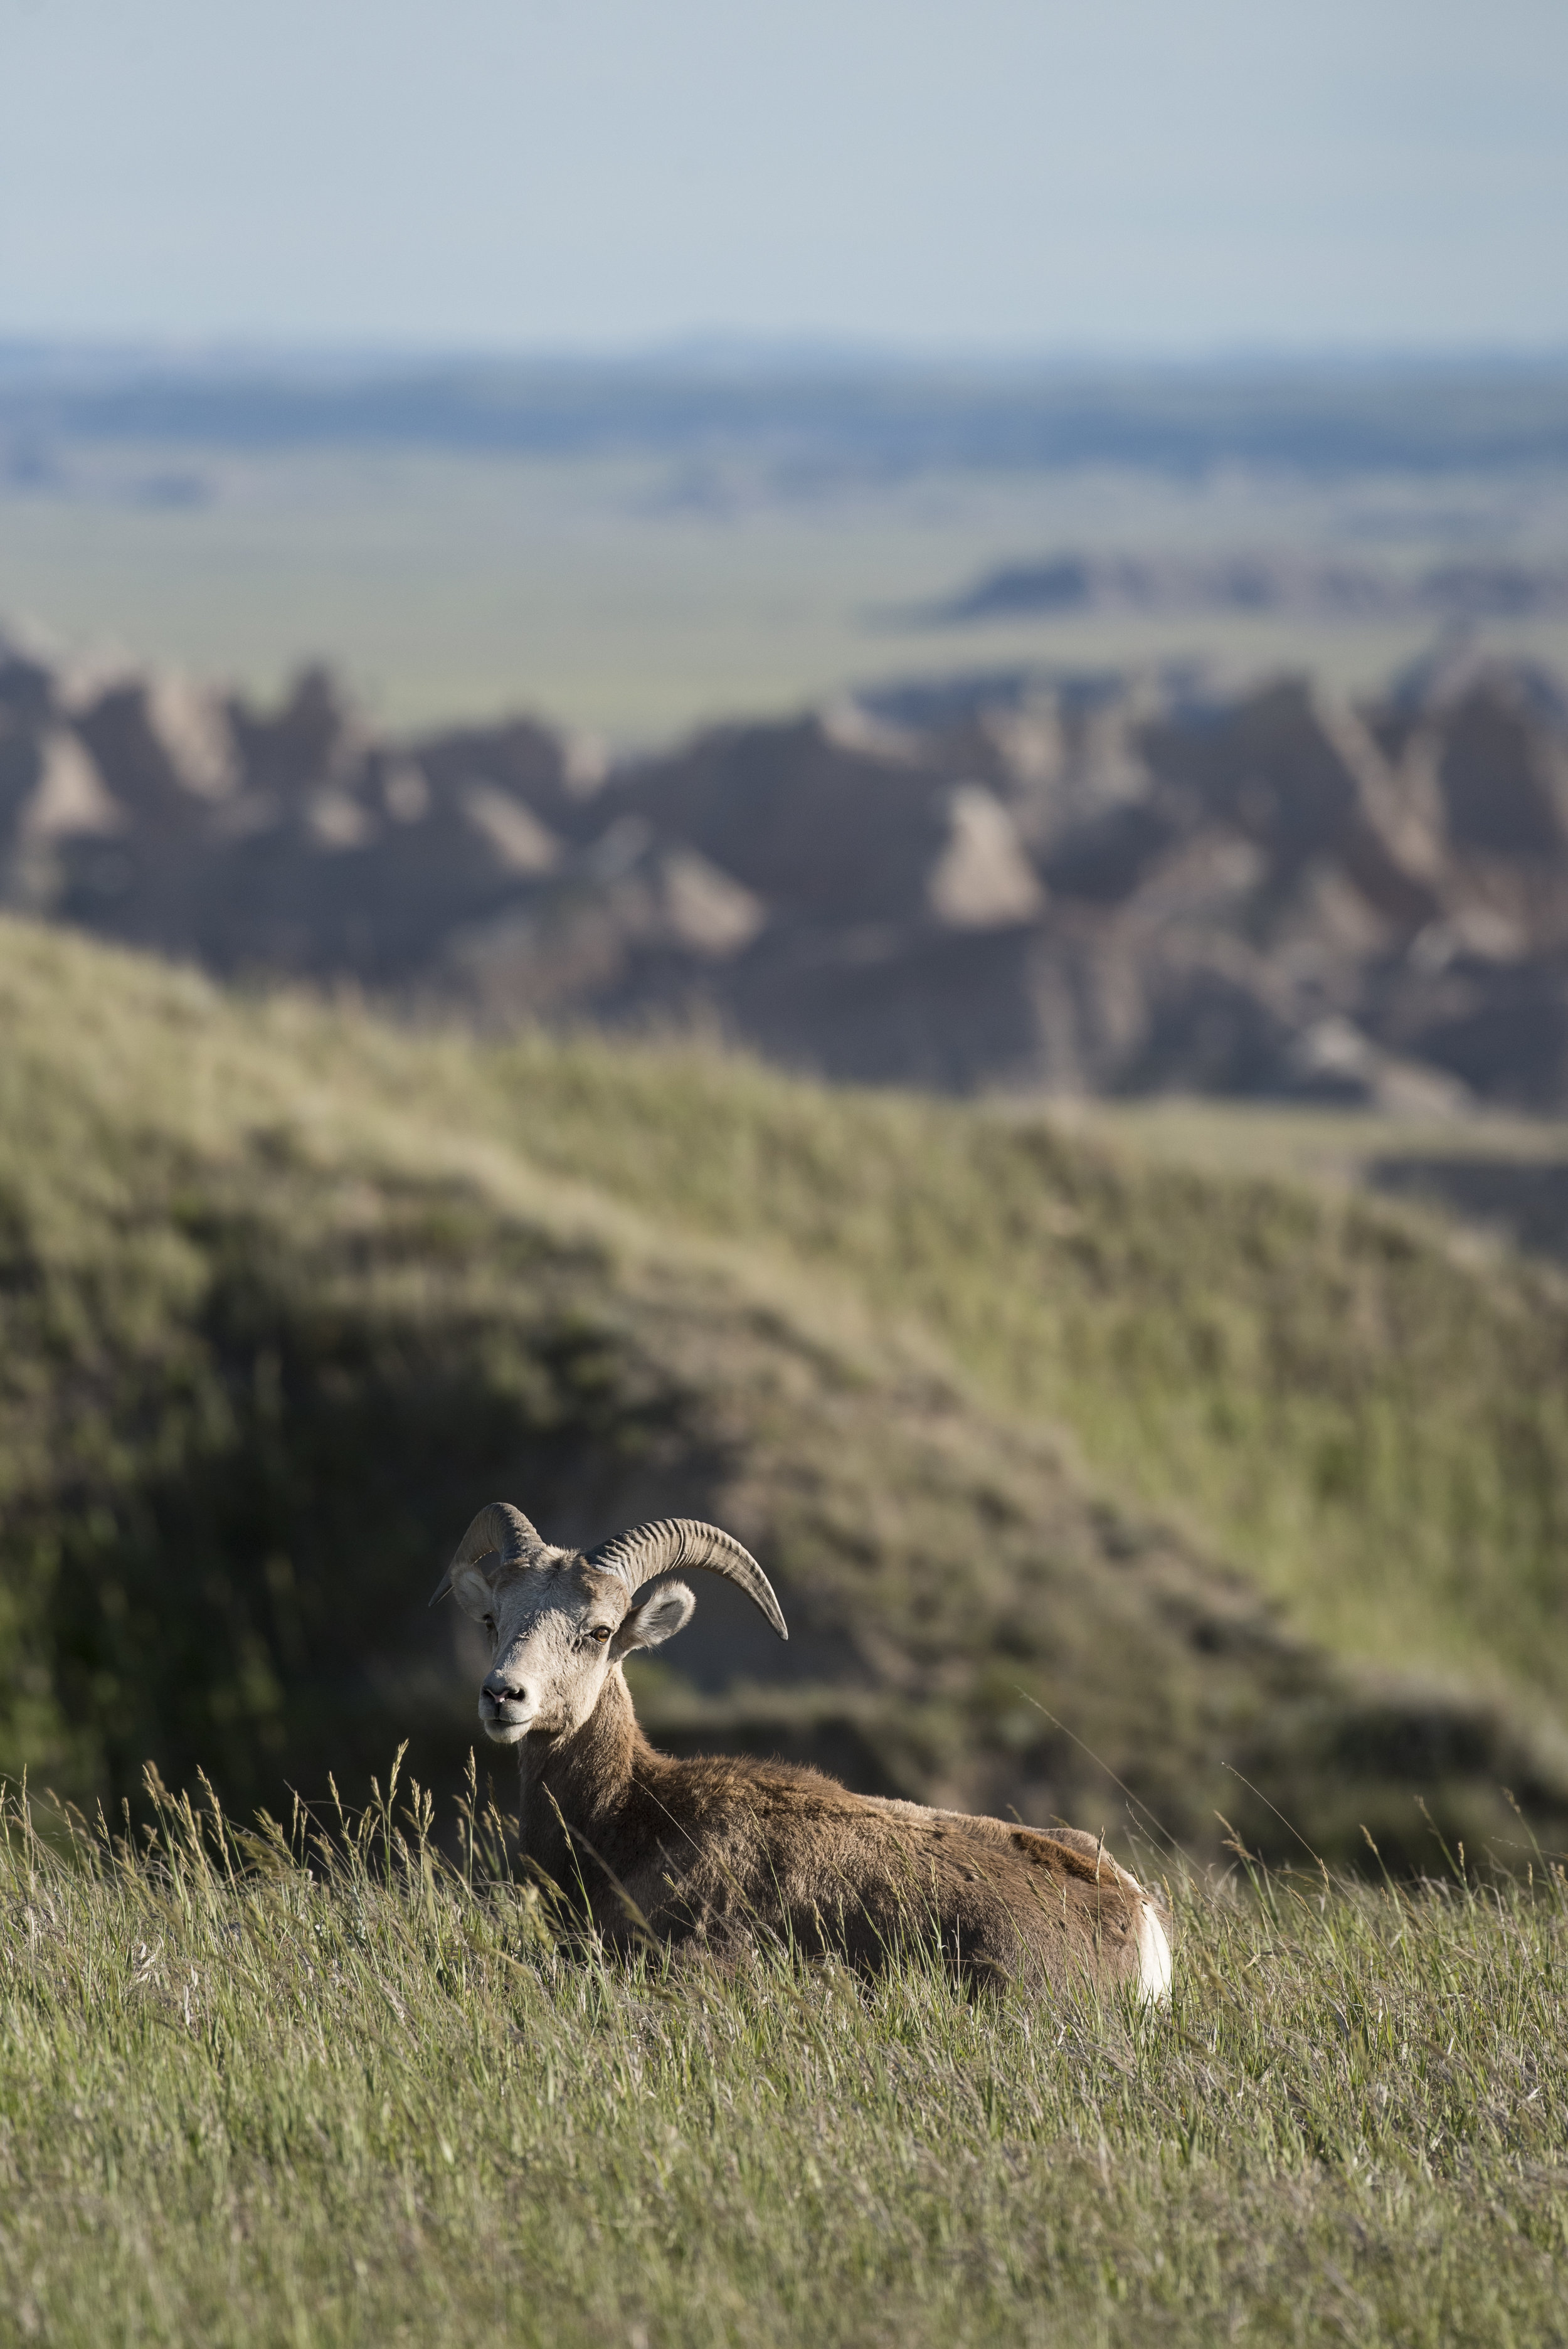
top-left (4, 918), bottom-right (1568, 1869)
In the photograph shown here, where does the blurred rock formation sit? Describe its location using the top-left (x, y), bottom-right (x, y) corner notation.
top-left (6, 629), bottom-right (1568, 1106)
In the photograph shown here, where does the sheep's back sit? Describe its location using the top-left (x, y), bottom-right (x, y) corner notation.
top-left (619, 1757), bottom-right (1147, 1989)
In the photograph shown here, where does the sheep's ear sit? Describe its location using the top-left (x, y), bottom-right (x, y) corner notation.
top-left (450, 1561), bottom-right (495, 1623)
top-left (615, 1579), bottom-right (695, 1656)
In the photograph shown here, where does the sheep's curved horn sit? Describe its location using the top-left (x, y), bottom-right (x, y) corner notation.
top-left (590, 1519), bottom-right (788, 1640)
top-left (428, 1501), bottom-right (544, 1606)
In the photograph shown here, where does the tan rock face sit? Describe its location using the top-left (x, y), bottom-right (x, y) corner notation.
top-left (146, 675), bottom-right (239, 802)
top-left (658, 850), bottom-right (766, 958)
top-left (20, 731), bottom-right (123, 844)
top-left (928, 786), bottom-right (1044, 930)
top-left (460, 782), bottom-right (561, 877)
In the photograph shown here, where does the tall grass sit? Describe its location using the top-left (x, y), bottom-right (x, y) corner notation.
top-left (3, 1766), bottom-right (1567, 2346)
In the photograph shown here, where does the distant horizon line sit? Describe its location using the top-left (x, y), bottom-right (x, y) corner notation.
top-left (4, 331), bottom-right (1568, 382)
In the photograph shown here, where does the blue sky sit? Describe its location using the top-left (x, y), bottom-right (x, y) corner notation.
top-left (1, 0), bottom-right (1564, 355)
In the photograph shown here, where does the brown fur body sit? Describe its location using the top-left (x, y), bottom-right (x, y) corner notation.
top-left (516, 1668), bottom-right (1152, 1993)
top-left (438, 1514), bottom-right (1169, 1998)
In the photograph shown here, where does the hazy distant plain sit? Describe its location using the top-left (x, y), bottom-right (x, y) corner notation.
top-left (6, 439), bottom-right (1568, 742)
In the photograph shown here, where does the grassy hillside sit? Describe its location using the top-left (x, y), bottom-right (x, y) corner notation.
top-left (3, 915), bottom-right (1568, 1865)
top-left (4, 1781), bottom-right (1567, 2348)
top-left (430, 1034), bottom-right (1568, 1705)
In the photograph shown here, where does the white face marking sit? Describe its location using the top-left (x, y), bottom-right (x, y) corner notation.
top-left (448, 1552), bottom-right (694, 1743)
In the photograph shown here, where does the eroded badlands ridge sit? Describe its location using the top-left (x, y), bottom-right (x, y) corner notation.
top-left (4, 635), bottom-right (1567, 1105)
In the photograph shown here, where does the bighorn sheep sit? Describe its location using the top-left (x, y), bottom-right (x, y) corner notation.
top-left (432, 1502), bottom-right (1172, 2002)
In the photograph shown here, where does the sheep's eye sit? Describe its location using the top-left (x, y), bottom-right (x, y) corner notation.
top-left (482, 1616), bottom-right (496, 1639)
top-left (590, 1625), bottom-right (612, 1644)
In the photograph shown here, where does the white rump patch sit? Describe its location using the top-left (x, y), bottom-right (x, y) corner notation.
top-left (1136, 1901), bottom-right (1173, 2005)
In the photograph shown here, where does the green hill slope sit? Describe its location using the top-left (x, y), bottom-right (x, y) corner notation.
top-left (2, 916), bottom-right (1566, 1867)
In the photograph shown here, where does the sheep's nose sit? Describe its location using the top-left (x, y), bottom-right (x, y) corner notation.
top-left (482, 1668), bottom-right (532, 1709)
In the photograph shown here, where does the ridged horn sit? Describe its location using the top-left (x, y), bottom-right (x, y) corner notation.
top-left (428, 1501), bottom-right (544, 1606)
top-left (590, 1518), bottom-right (788, 1640)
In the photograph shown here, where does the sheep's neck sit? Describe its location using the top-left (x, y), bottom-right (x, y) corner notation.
top-left (517, 1668), bottom-right (660, 1899)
